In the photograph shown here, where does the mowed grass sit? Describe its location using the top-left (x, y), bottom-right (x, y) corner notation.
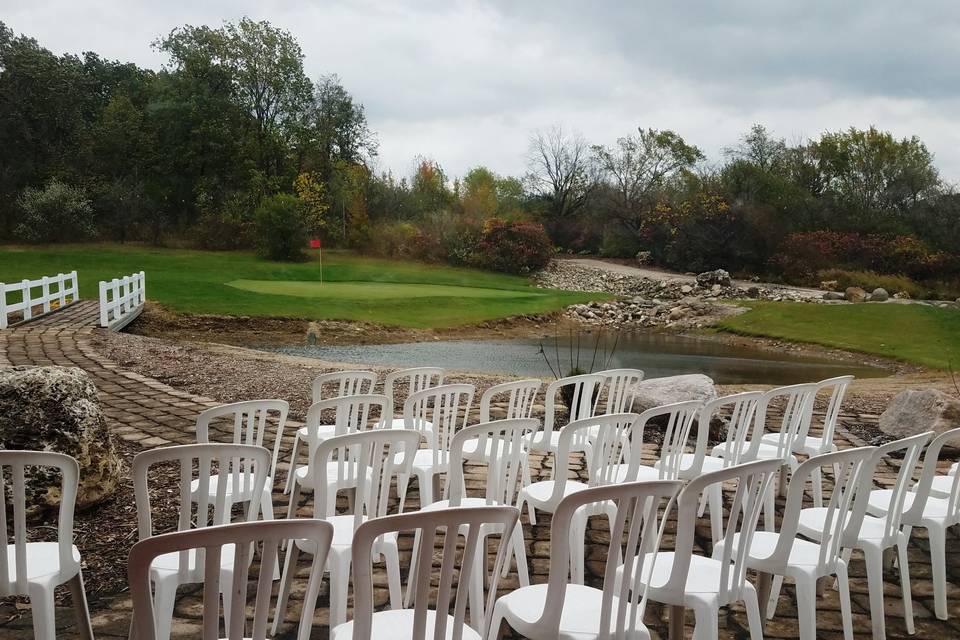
top-left (0, 244), bottom-right (606, 328)
top-left (718, 301), bottom-right (960, 369)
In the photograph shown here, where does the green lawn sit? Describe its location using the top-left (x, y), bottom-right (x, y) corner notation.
top-left (717, 301), bottom-right (960, 369)
top-left (0, 244), bottom-right (606, 328)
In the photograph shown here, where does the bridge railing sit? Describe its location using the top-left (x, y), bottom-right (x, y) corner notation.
top-left (99, 271), bottom-right (146, 330)
top-left (0, 271), bottom-right (79, 329)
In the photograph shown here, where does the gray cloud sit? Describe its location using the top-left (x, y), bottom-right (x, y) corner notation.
top-left (6, 0), bottom-right (959, 181)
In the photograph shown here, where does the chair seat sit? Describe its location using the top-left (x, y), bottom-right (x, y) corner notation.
top-left (330, 608), bottom-right (481, 640)
top-left (494, 583), bottom-right (649, 640)
top-left (760, 432), bottom-right (834, 455)
top-left (380, 418), bottom-right (434, 433)
top-left (296, 424), bottom-right (336, 440)
top-left (190, 473), bottom-right (271, 501)
top-left (927, 474), bottom-right (958, 497)
top-left (868, 488), bottom-right (953, 523)
top-left (711, 441), bottom-right (796, 465)
top-left (623, 552), bottom-right (741, 600)
top-left (4, 542), bottom-right (81, 585)
top-left (525, 429), bottom-right (595, 454)
top-left (395, 449), bottom-right (449, 470)
top-left (798, 507), bottom-right (891, 543)
top-left (293, 514), bottom-right (397, 552)
top-left (293, 462), bottom-right (373, 489)
top-left (611, 464), bottom-right (661, 483)
top-left (152, 544), bottom-right (236, 574)
top-left (520, 480), bottom-right (588, 512)
top-left (733, 531), bottom-right (832, 570)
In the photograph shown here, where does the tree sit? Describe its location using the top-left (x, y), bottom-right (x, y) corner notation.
top-left (592, 127), bottom-right (703, 238)
top-left (525, 125), bottom-right (596, 220)
top-left (299, 74), bottom-right (377, 181)
top-left (723, 124), bottom-right (788, 172)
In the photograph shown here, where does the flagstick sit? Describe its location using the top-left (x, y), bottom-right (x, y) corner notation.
top-left (318, 245), bottom-right (323, 285)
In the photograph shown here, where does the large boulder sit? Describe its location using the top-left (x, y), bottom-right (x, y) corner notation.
top-left (844, 287), bottom-right (867, 303)
top-left (869, 287), bottom-right (889, 302)
top-left (631, 374), bottom-right (717, 413)
top-left (0, 366), bottom-right (122, 510)
top-left (879, 388), bottom-right (960, 438)
top-left (696, 269), bottom-right (732, 288)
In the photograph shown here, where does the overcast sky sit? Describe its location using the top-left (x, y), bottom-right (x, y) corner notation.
top-left (7, 1), bottom-right (960, 183)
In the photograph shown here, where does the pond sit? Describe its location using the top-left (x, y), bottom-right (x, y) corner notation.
top-left (262, 332), bottom-right (888, 385)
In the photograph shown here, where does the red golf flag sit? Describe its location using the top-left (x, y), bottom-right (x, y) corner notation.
top-left (309, 238), bottom-right (321, 249)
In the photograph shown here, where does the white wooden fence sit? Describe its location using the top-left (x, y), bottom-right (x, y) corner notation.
top-left (0, 271), bottom-right (79, 329)
top-left (99, 271), bottom-right (146, 330)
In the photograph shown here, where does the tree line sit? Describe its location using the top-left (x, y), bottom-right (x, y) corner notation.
top-left (2, 19), bottom-right (959, 288)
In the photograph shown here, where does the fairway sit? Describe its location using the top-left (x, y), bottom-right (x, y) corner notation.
top-left (0, 244), bottom-right (606, 328)
top-left (718, 301), bottom-right (960, 369)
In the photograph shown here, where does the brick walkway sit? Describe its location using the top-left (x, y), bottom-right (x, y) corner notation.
top-left (1, 302), bottom-right (959, 639)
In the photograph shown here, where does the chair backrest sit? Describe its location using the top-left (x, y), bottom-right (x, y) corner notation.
top-left (533, 480), bottom-right (682, 639)
top-left (594, 368), bottom-right (645, 415)
top-left (772, 447), bottom-right (877, 573)
top-left (302, 394), bottom-right (389, 485)
top-left (133, 443), bottom-right (270, 537)
top-left (860, 431), bottom-right (933, 545)
top-left (478, 379), bottom-right (540, 423)
top-left (311, 370), bottom-right (377, 404)
top-left (350, 505), bottom-right (519, 640)
top-left (904, 427), bottom-right (960, 525)
top-left (403, 383), bottom-right (475, 459)
top-left (384, 367), bottom-right (445, 415)
top-left (548, 413), bottom-right (642, 507)
top-left (446, 419), bottom-right (539, 506)
top-left (195, 399), bottom-right (289, 479)
top-left (750, 383), bottom-right (818, 459)
top-left (0, 451), bottom-right (78, 596)
top-left (543, 373), bottom-right (606, 433)
top-left (310, 429), bottom-right (421, 530)
top-left (697, 391), bottom-right (764, 469)
top-left (666, 459), bottom-right (781, 604)
top-left (637, 400), bottom-right (703, 480)
top-left (805, 375), bottom-right (854, 449)
top-left (128, 519), bottom-right (334, 640)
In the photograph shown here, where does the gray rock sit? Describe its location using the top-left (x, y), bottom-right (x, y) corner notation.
top-left (823, 292), bottom-right (845, 301)
top-left (306, 321), bottom-right (321, 345)
top-left (879, 388), bottom-right (960, 438)
top-left (870, 288), bottom-right (889, 302)
top-left (844, 287), bottom-right (867, 303)
top-left (0, 366), bottom-right (123, 510)
top-left (893, 291), bottom-right (911, 300)
top-left (631, 374), bottom-right (717, 413)
top-left (696, 269), bottom-right (732, 288)
top-left (680, 285), bottom-right (693, 294)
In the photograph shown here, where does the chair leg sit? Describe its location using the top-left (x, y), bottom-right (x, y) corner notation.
top-left (67, 570), bottom-right (95, 640)
top-left (743, 583), bottom-right (765, 640)
top-left (271, 542), bottom-right (300, 635)
top-left (811, 466), bottom-right (823, 508)
top-left (397, 473), bottom-right (410, 513)
top-left (897, 536), bottom-right (916, 633)
top-left (926, 524), bottom-right (947, 620)
top-left (469, 537), bottom-right (486, 632)
top-left (404, 530), bottom-right (422, 608)
top-left (767, 574), bottom-right (784, 619)
top-left (220, 570), bottom-right (234, 632)
top-left (764, 482), bottom-right (776, 531)
top-left (486, 601), bottom-right (506, 640)
top-left (284, 433), bottom-right (301, 494)
top-left (669, 605), bottom-right (685, 640)
top-left (382, 541), bottom-right (403, 611)
top-left (863, 545), bottom-right (887, 640)
top-left (836, 561), bottom-right (854, 640)
top-left (418, 471), bottom-right (433, 508)
top-left (27, 583), bottom-right (57, 640)
top-left (708, 484), bottom-right (723, 546)
top-left (328, 550), bottom-right (352, 629)
top-left (152, 575), bottom-right (178, 640)
top-left (691, 603), bottom-right (720, 640)
top-left (510, 521), bottom-right (530, 586)
top-left (795, 575), bottom-right (818, 640)
top-left (569, 510), bottom-right (587, 584)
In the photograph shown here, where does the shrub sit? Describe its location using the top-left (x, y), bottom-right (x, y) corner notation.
top-left (367, 221), bottom-right (419, 258)
top-left (472, 218), bottom-right (554, 274)
top-left (817, 269), bottom-right (926, 299)
top-left (194, 192), bottom-right (255, 250)
top-left (253, 194), bottom-right (307, 261)
top-left (15, 179), bottom-right (95, 242)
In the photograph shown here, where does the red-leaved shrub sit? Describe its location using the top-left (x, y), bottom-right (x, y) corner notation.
top-left (472, 219), bottom-right (554, 274)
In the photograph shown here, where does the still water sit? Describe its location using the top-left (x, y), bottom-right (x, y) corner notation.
top-left (263, 333), bottom-right (887, 385)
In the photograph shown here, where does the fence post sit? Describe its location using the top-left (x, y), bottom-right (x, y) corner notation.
top-left (70, 270), bottom-right (79, 302)
top-left (0, 282), bottom-right (6, 329)
top-left (21, 279), bottom-right (32, 321)
top-left (139, 271), bottom-right (146, 305)
top-left (41, 276), bottom-right (51, 313)
top-left (98, 281), bottom-right (109, 327)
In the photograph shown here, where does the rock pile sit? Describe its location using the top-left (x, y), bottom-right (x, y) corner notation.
top-left (565, 296), bottom-right (746, 329)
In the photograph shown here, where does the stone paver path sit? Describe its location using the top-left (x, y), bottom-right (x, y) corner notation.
top-left (1, 301), bottom-right (959, 639)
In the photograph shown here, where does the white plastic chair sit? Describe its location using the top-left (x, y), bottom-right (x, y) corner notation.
top-left (797, 431), bottom-right (932, 640)
top-left (286, 394), bottom-right (390, 519)
top-left (593, 368), bottom-right (645, 414)
top-left (634, 400), bottom-right (703, 481)
top-left (128, 519), bottom-right (333, 640)
top-left (711, 383), bottom-right (817, 529)
top-left (274, 428), bottom-right (419, 630)
top-left (517, 412), bottom-right (642, 584)
top-left (132, 443), bottom-right (271, 640)
top-left (760, 375), bottom-right (853, 506)
top-left (526, 373), bottom-right (606, 456)
top-left (722, 446), bottom-right (877, 640)
top-left (0, 451), bottom-right (93, 640)
top-left (866, 426), bottom-right (960, 621)
top-left (331, 505), bottom-right (519, 640)
top-left (489, 479), bottom-right (682, 640)
top-left (396, 383), bottom-right (476, 510)
top-left (195, 399), bottom-right (288, 522)
top-left (285, 371), bottom-right (377, 493)
top-left (462, 379), bottom-right (540, 462)
top-left (406, 419), bottom-right (539, 610)
top-left (621, 458), bottom-right (781, 640)
top-left (381, 366), bottom-right (445, 431)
